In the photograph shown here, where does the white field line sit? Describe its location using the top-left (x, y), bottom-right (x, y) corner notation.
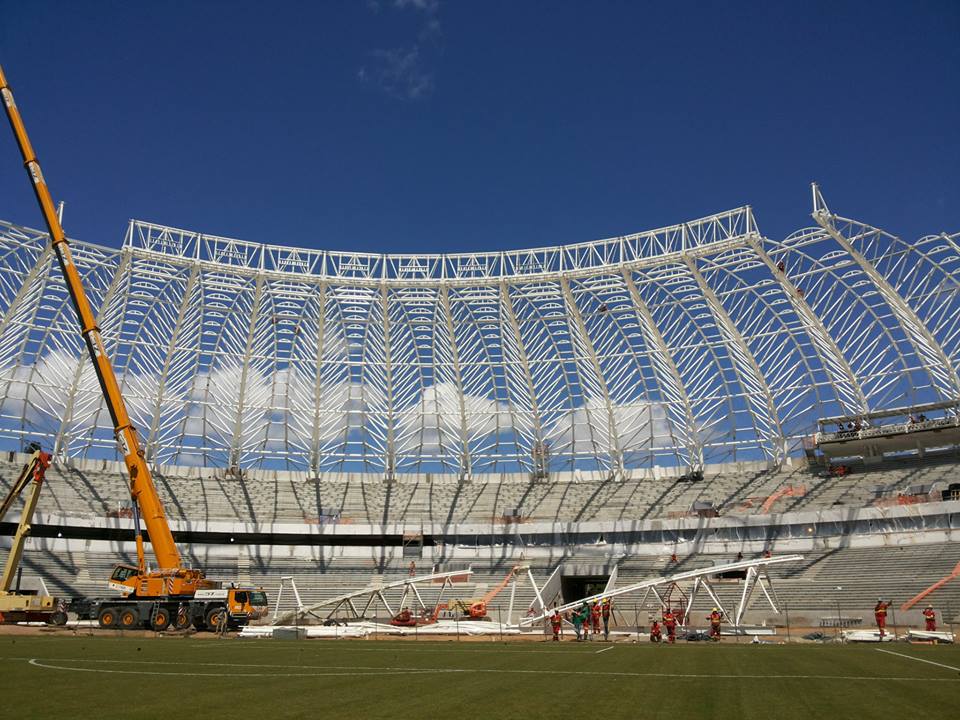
top-left (596, 646), bottom-right (614, 654)
top-left (26, 659), bottom-right (442, 677)
top-left (6, 656), bottom-right (960, 682)
top-left (876, 648), bottom-right (960, 673)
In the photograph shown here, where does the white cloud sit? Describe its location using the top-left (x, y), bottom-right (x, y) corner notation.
top-left (361, 0), bottom-right (442, 100)
top-left (366, 47), bottom-right (434, 100)
top-left (543, 398), bottom-right (678, 457)
top-left (394, 381), bottom-right (516, 456)
top-left (394, 0), bottom-right (440, 11)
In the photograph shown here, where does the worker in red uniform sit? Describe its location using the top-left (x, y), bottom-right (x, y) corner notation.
top-left (663, 608), bottom-right (677, 644)
top-left (601, 598), bottom-right (612, 640)
top-left (922, 605), bottom-right (937, 632)
top-left (649, 619), bottom-right (662, 643)
top-left (874, 599), bottom-right (891, 638)
top-left (550, 609), bottom-right (563, 641)
top-left (590, 601), bottom-right (602, 638)
top-left (708, 608), bottom-right (723, 641)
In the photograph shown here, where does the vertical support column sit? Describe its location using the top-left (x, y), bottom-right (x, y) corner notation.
top-left (229, 273), bottom-right (267, 469)
top-left (683, 256), bottom-right (786, 462)
top-left (439, 284), bottom-right (472, 477)
top-left (309, 280), bottom-right (329, 475)
top-left (735, 566), bottom-right (758, 626)
top-left (744, 233), bottom-right (869, 418)
top-left (812, 184), bottom-right (960, 399)
top-left (54, 249), bottom-right (132, 456)
top-left (559, 277), bottom-right (622, 473)
top-left (500, 281), bottom-right (545, 470)
top-left (145, 263), bottom-right (201, 461)
top-left (380, 284), bottom-right (396, 478)
top-left (621, 268), bottom-right (702, 468)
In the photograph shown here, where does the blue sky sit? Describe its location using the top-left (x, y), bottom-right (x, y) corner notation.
top-left (1, 0), bottom-right (957, 255)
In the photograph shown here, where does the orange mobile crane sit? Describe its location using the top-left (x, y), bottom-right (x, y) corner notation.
top-left (0, 66), bottom-right (267, 631)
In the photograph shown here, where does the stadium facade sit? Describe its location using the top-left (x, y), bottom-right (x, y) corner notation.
top-left (0, 186), bottom-right (957, 475)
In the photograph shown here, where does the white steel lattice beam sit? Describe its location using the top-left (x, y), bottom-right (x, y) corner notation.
top-left (560, 277), bottom-right (622, 471)
top-left (145, 263), bottom-right (200, 461)
top-left (683, 255), bottom-right (786, 461)
top-left (813, 184), bottom-right (960, 399)
top-left (744, 234), bottom-right (869, 417)
top-left (439, 284), bottom-right (472, 476)
top-left (499, 280), bottom-right (545, 466)
top-left (308, 280), bottom-right (328, 475)
top-left (229, 274), bottom-right (267, 468)
top-left (381, 284), bottom-right (396, 477)
top-left (620, 268), bottom-right (701, 468)
top-left (0, 246), bottom-right (53, 415)
top-left (0, 245), bottom-right (51, 341)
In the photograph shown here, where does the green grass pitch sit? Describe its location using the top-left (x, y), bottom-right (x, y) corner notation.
top-left (1, 635), bottom-right (958, 719)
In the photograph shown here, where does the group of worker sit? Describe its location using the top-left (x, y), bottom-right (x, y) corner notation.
top-left (549, 598), bottom-right (612, 641)
top-left (549, 597), bottom-right (943, 643)
top-left (650, 607), bottom-right (722, 643)
top-left (874, 599), bottom-right (940, 637)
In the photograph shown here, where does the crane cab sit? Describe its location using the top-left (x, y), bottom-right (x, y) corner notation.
top-left (107, 563), bottom-right (210, 598)
top-left (107, 565), bottom-right (138, 595)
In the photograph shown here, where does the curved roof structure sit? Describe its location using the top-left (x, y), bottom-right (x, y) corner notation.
top-left (0, 186), bottom-right (957, 473)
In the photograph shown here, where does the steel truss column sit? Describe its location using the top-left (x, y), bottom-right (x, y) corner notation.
top-left (683, 256), bottom-right (786, 462)
top-left (53, 249), bottom-right (132, 457)
top-left (145, 262), bottom-right (201, 461)
top-left (438, 284), bottom-right (472, 477)
top-left (734, 564), bottom-right (783, 625)
top-left (813, 184), bottom-right (960, 399)
top-left (229, 273), bottom-right (267, 469)
top-left (499, 281), bottom-right (545, 467)
top-left (744, 234), bottom-right (869, 417)
top-left (734, 566), bottom-right (758, 626)
top-left (621, 269), bottom-right (702, 468)
top-left (308, 280), bottom-right (329, 475)
top-left (559, 277), bottom-right (623, 473)
top-left (380, 284), bottom-right (396, 478)
top-left (685, 576), bottom-right (729, 624)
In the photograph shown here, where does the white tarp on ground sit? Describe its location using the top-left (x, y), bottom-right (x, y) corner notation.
top-left (841, 629), bottom-right (895, 642)
top-left (905, 629), bottom-right (955, 643)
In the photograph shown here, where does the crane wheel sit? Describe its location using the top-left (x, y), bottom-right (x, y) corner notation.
top-left (119, 609), bottom-right (138, 628)
top-left (205, 607), bottom-right (226, 631)
top-left (49, 611), bottom-right (68, 626)
top-left (98, 608), bottom-right (118, 628)
top-left (174, 609), bottom-right (190, 630)
top-left (151, 609), bottom-right (171, 631)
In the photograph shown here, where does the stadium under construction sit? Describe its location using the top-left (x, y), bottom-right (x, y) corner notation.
top-left (1, 178), bottom-right (959, 637)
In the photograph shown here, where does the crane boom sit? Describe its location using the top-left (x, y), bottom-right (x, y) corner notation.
top-left (0, 67), bottom-right (269, 631)
top-left (0, 65), bottom-right (181, 570)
